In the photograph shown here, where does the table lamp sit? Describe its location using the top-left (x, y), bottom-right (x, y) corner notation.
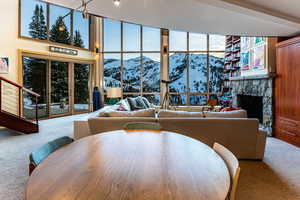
top-left (107, 87), bottom-right (122, 105)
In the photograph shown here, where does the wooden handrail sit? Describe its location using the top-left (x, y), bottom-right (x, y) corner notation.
top-left (0, 76), bottom-right (40, 97)
top-left (23, 88), bottom-right (41, 97)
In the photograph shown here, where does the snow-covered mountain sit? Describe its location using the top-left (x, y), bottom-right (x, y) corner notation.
top-left (104, 53), bottom-right (224, 105)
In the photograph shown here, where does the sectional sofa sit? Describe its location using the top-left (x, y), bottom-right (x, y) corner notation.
top-left (74, 108), bottom-right (267, 160)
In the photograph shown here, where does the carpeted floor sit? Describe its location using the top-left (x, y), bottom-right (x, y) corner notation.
top-left (0, 115), bottom-right (300, 200)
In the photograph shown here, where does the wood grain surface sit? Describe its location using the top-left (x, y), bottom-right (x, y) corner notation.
top-left (26, 130), bottom-right (230, 200)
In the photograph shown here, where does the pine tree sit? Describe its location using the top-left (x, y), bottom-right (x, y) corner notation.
top-left (73, 30), bottom-right (84, 48)
top-left (29, 5), bottom-right (47, 40)
top-left (49, 16), bottom-right (71, 45)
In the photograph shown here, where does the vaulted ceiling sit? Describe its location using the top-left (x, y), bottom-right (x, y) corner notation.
top-left (44, 0), bottom-right (300, 36)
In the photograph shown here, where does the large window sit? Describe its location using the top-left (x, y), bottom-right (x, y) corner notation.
top-left (169, 31), bottom-right (225, 106)
top-left (20, 0), bottom-right (90, 49)
top-left (103, 19), bottom-right (161, 105)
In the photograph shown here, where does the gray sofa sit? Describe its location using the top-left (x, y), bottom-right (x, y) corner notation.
top-left (74, 109), bottom-right (267, 160)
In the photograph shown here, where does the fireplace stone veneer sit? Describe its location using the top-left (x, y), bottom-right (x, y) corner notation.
top-left (231, 75), bottom-right (274, 136)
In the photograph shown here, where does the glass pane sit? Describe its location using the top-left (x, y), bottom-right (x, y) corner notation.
top-left (169, 53), bottom-right (188, 93)
top-left (209, 35), bottom-right (225, 51)
top-left (190, 95), bottom-right (207, 106)
top-left (49, 5), bottom-right (71, 45)
top-left (143, 94), bottom-right (160, 105)
top-left (23, 57), bottom-right (48, 118)
top-left (169, 30), bottom-right (187, 51)
top-left (74, 63), bottom-right (90, 112)
top-left (123, 23), bottom-right (141, 51)
top-left (73, 11), bottom-right (89, 49)
top-left (103, 18), bottom-right (121, 51)
top-left (209, 53), bottom-right (225, 93)
top-left (143, 26), bottom-right (160, 51)
top-left (170, 94), bottom-right (186, 105)
top-left (189, 33), bottom-right (207, 51)
top-left (123, 53), bottom-right (141, 92)
top-left (20, 0), bottom-right (47, 40)
top-left (50, 61), bottom-right (69, 115)
top-left (189, 53), bottom-right (208, 93)
top-left (103, 54), bottom-right (121, 90)
top-left (143, 53), bottom-right (160, 92)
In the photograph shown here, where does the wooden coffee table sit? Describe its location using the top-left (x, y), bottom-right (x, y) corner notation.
top-left (26, 130), bottom-right (230, 200)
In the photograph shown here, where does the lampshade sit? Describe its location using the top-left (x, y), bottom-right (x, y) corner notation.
top-left (107, 88), bottom-right (122, 98)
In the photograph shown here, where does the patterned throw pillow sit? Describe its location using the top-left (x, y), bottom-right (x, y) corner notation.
top-left (141, 97), bottom-right (152, 108)
top-left (127, 97), bottom-right (144, 111)
top-left (135, 96), bottom-right (148, 109)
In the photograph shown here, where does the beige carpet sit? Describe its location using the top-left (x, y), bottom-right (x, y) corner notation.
top-left (0, 115), bottom-right (300, 200)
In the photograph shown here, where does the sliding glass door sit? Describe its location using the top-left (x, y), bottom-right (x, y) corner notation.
top-left (23, 56), bottom-right (92, 119)
top-left (23, 57), bottom-right (49, 119)
top-left (74, 63), bottom-right (91, 113)
top-left (50, 61), bottom-right (70, 116)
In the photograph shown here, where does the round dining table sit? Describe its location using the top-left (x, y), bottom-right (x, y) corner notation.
top-left (26, 130), bottom-right (230, 200)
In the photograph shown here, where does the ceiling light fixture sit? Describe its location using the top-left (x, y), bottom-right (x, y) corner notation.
top-left (82, 0), bottom-right (89, 19)
top-left (113, 0), bottom-right (121, 7)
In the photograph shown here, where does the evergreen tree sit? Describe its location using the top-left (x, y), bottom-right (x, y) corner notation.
top-left (49, 16), bottom-right (71, 45)
top-left (29, 5), bottom-right (47, 40)
top-left (73, 30), bottom-right (84, 48)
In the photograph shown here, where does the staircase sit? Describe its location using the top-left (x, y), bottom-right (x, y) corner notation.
top-left (0, 77), bottom-right (40, 134)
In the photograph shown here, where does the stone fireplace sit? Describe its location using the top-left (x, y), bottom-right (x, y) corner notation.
top-left (231, 74), bottom-right (274, 136)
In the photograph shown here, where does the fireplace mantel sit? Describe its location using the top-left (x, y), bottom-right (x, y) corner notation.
top-left (230, 73), bottom-right (276, 81)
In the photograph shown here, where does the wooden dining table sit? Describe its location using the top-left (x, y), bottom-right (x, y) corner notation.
top-left (26, 130), bottom-right (230, 200)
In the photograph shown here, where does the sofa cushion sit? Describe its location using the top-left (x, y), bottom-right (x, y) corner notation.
top-left (204, 110), bottom-right (247, 118)
top-left (98, 105), bottom-right (120, 117)
top-left (106, 108), bottom-right (156, 117)
top-left (158, 110), bottom-right (204, 118)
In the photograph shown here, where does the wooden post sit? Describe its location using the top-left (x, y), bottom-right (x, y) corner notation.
top-left (0, 80), bottom-right (2, 111)
top-left (35, 96), bottom-right (39, 125)
top-left (18, 88), bottom-right (21, 118)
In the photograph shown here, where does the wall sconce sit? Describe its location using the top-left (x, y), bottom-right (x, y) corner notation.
top-left (95, 47), bottom-right (100, 54)
top-left (163, 45), bottom-right (168, 55)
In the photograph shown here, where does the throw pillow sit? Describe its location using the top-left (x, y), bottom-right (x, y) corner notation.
top-left (136, 96), bottom-right (148, 109)
top-left (158, 110), bottom-right (204, 118)
top-left (127, 97), bottom-right (144, 111)
top-left (106, 108), bottom-right (155, 117)
top-left (117, 99), bottom-right (131, 111)
top-left (141, 97), bottom-right (152, 108)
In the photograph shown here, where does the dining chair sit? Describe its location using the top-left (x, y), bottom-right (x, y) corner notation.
top-left (29, 136), bottom-right (74, 175)
top-left (213, 142), bottom-right (241, 200)
top-left (124, 122), bottom-right (161, 130)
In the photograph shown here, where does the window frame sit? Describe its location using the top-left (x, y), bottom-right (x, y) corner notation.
top-left (18, 0), bottom-right (90, 51)
top-left (102, 19), bottom-right (162, 105)
top-left (168, 32), bottom-right (225, 106)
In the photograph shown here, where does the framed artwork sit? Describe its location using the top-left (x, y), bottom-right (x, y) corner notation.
top-left (240, 52), bottom-right (250, 71)
top-left (254, 37), bottom-right (264, 45)
top-left (251, 46), bottom-right (265, 70)
top-left (0, 57), bottom-right (9, 73)
top-left (241, 37), bottom-right (250, 51)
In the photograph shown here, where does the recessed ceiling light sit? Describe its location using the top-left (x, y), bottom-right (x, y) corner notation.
top-left (113, 0), bottom-right (121, 7)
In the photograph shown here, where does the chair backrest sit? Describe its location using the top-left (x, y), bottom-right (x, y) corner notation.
top-left (124, 122), bottom-right (161, 130)
top-left (29, 136), bottom-right (74, 166)
top-left (213, 142), bottom-right (241, 200)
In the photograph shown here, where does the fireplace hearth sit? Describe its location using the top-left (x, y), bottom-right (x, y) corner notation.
top-left (238, 95), bottom-right (263, 123)
top-left (231, 75), bottom-right (274, 136)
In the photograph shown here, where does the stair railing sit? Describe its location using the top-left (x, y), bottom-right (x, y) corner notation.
top-left (0, 76), bottom-right (40, 124)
